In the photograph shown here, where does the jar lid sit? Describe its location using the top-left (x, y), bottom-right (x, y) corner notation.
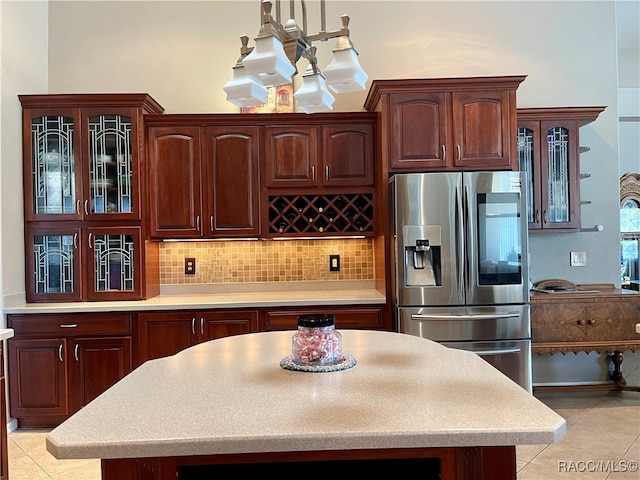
top-left (297, 314), bottom-right (336, 327)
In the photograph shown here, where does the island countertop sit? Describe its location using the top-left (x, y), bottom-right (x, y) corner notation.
top-left (46, 330), bottom-right (565, 461)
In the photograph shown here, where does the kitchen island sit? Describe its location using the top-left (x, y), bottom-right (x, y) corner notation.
top-left (46, 330), bottom-right (565, 480)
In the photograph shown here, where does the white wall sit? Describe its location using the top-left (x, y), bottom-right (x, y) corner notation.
top-left (1, 1), bottom-right (49, 313)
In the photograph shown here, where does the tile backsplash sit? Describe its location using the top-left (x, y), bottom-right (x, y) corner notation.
top-left (160, 239), bottom-right (374, 285)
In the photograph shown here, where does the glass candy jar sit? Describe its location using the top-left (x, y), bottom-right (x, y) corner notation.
top-left (292, 314), bottom-right (342, 365)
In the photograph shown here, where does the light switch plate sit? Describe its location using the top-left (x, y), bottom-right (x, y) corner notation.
top-left (329, 255), bottom-right (340, 272)
top-left (570, 251), bottom-right (586, 267)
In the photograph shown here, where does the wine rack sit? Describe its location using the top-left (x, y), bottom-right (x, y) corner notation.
top-left (268, 194), bottom-right (374, 236)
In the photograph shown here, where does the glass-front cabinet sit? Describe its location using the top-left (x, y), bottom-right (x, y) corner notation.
top-left (516, 107), bottom-right (605, 232)
top-left (20, 94), bottom-right (163, 302)
top-left (24, 106), bottom-right (142, 221)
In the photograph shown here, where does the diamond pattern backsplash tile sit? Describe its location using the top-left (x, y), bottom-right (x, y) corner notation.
top-left (160, 239), bottom-right (374, 285)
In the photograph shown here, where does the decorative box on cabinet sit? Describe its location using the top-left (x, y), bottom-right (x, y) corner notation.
top-left (7, 313), bottom-right (133, 427)
top-left (530, 288), bottom-right (640, 391)
top-left (363, 76), bottom-right (526, 172)
top-left (146, 120), bottom-right (261, 239)
top-left (19, 94), bottom-right (164, 302)
top-left (137, 310), bottom-right (259, 364)
top-left (516, 106), bottom-right (606, 232)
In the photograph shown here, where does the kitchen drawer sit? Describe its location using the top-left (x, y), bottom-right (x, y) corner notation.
top-left (7, 313), bottom-right (132, 337)
top-left (263, 306), bottom-right (384, 331)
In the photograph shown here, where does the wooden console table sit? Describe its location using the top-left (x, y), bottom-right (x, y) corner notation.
top-left (531, 285), bottom-right (640, 391)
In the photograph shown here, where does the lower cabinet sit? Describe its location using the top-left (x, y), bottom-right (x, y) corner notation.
top-left (0, 341), bottom-right (7, 480)
top-left (262, 305), bottom-right (385, 331)
top-left (7, 313), bottom-right (132, 428)
top-left (137, 310), bottom-right (259, 364)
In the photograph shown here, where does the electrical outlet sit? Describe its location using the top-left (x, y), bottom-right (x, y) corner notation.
top-left (329, 255), bottom-right (340, 272)
top-left (570, 251), bottom-right (586, 267)
top-left (185, 257), bottom-right (196, 275)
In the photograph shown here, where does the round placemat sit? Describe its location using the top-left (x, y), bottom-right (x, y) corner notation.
top-left (280, 353), bottom-right (357, 373)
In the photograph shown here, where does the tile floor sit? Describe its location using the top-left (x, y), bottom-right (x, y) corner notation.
top-left (6, 354), bottom-right (640, 480)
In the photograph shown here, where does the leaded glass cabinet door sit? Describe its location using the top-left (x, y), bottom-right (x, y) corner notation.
top-left (83, 109), bottom-right (138, 220)
top-left (86, 227), bottom-right (142, 301)
top-left (23, 108), bottom-right (82, 221)
top-left (517, 121), bottom-right (542, 230)
top-left (26, 227), bottom-right (82, 302)
top-left (540, 120), bottom-right (580, 230)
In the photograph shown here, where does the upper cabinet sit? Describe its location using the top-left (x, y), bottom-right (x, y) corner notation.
top-left (264, 120), bottom-right (374, 189)
top-left (19, 94), bottom-right (164, 302)
top-left (364, 76), bottom-right (526, 172)
top-left (516, 107), bottom-right (606, 232)
top-left (20, 95), bottom-right (163, 222)
top-left (146, 113), bottom-right (377, 240)
top-left (146, 120), bottom-right (261, 239)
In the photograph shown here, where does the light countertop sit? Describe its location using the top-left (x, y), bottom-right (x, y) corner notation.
top-left (47, 329), bottom-right (565, 460)
top-left (0, 329), bottom-right (14, 341)
top-left (3, 287), bottom-right (386, 314)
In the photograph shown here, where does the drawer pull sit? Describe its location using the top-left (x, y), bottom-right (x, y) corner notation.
top-left (58, 344), bottom-right (63, 362)
top-left (60, 324), bottom-right (78, 328)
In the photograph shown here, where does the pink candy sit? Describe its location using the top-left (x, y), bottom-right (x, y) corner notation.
top-left (292, 326), bottom-right (342, 364)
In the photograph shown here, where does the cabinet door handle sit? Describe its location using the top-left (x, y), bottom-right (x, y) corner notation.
top-left (196, 215), bottom-right (200, 232)
top-left (76, 200), bottom-right (81, 215)
top-left (84, 200), bottom-right (89, 216)
top-left (88, 233), bottom-right (93, 249)
top-left (73, 233), bottom-right (78, 250)
top-left (58, 344), bottom-right (64, 362)
top-left (311, 166), bottom-right (315, 181)
top-left (456, 144), bottom-right (461, 161)
top-left (577, 319), bottom-right (585, 326)
top-left (192, 317), bottom-right (196, 335)
top-left (441, 145), bottom-right (446, 162)
top-left (210, 216), bottom-right (214, 232)
top-left (543, 210), bottom-right (548, 224)
top-left (74, 344), bottom-right (79, 361)
top-left (325, 165), bottom-right (329, 181)
top-left (200, 318), bottom-right (204, 335)
top-left (59, 324), bottom-right (78, 328)
top-left (535, 209), bottom-right (540, 223)
top-left (587, 319), bottom-right (596, 325)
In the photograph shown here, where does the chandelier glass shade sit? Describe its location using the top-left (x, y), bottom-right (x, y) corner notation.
top-left (223, 0), bottom-right (367, 112)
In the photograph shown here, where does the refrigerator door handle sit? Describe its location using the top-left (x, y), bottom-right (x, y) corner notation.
top-left (463, 184), bottom-right (475, 293)
top-left (455, 184), bottom-right (464, 294)
top-left (473, 347), bottom-right (521, 356)
top-left (410, 312), bottom-right (521, 321)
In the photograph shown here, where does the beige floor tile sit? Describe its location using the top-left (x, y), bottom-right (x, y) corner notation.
top-left (50, 459), bottom-right (101, 480)
top-left (7, 439), bottom-right (50, 480)
top-left (516, 443), bottom-right (548, 463)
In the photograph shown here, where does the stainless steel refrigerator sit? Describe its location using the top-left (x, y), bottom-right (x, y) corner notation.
top-left (391, 171), bottom-right (532, 392)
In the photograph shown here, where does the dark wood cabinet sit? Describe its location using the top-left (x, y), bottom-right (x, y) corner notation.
top-left (517, 107), bottom-right (606, 232)
top-left (0, 341), bottom-right (7, 480)
top-left (147, 123), bottom-right (261, 239)
top-left (264, 121), bottom-right (375, 189)
top-left (264, 126), bottom-right (318, 188)
top-left (261, 305), bottom-right (385, 331)
top-left (364, 76), bottom-right (525, 172)
top-left (137, 310), bottom-right (259, 364)
top-left (19, 94), bottom-right (163, 302)
top-left (7, 313), bottom-right (132, 427)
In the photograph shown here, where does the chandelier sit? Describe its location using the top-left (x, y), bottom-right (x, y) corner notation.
top-left (223, 0), bottom-right (368, 113)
